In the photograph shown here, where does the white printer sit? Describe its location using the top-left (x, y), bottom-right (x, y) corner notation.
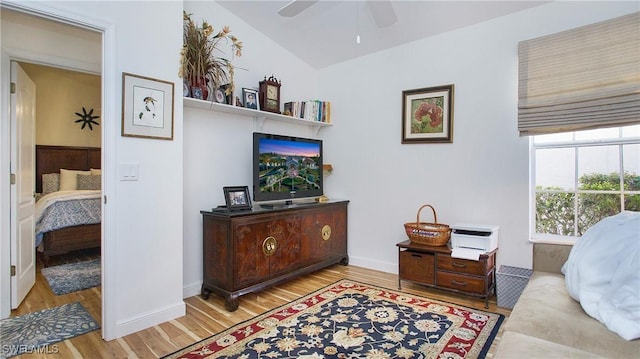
top-left (449, 223), bottom-right (499, 260)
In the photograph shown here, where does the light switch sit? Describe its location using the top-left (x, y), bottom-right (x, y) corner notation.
top-left (120, 163), bottom-right (139, 181)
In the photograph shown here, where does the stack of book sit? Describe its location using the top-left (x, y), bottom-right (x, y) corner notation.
top-left (283, 100), bottom-right (331, 123)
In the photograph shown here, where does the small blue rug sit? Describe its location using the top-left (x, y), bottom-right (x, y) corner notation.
top-left (41, 258), bottom-right (101, 295)
top-left (0, 302), bottom-right (99, 358)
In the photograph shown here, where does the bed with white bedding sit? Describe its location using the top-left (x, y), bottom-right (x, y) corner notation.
top-left (35, 145), bottom-right (102, 266)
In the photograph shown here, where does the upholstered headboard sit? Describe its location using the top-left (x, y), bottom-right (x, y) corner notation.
top-left (35, 145), bottom-right (101, 193)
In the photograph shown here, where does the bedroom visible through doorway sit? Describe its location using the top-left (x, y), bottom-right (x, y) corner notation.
top-left (12, 62), bottom-right (103, 320)
top-left (1, 6), bottom-right (106, 334)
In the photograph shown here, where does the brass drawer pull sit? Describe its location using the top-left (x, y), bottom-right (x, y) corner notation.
top-left (262, 236), bottom-right (278, 256)
top-left (451, 280), bottom-right (467, 286)
top-left (452, 262), bottom-right (466, 268)
top-left (321, 224), bottom-right (332, 241)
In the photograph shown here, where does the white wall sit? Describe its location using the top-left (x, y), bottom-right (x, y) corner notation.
top-left (21, 63), bottom-right (102, 147)
top-left (4, 1), bottom-right (634, 339)
top-left (182, 1), bottom-right (639, 297)
top-left (318, 1), bottom-right (639, 272)
top-left (182, 1), bottom-right (320, 297)
top-left (1, 1), bottom-right (185, 339)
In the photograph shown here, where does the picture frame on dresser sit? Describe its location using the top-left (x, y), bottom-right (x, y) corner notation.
top-left (223, 186), bottom-right (252, 211)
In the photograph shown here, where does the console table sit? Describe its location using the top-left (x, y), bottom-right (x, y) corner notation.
top-left (201, 200), bottom-right (349, 311)
top-left (397, 240), bottom-right (497, 308)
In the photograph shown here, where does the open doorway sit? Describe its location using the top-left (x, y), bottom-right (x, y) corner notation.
top-left (1, 5), bottom-right (113, 339)
top-left (12, 61), bottom-right (103, 318)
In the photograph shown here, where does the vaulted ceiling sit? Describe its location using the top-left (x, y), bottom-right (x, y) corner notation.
top-left (217, 1), bottom-right (548, 69)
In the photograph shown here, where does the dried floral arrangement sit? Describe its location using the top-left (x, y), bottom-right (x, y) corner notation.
top-left (180, 11), bottom-right (242, 100)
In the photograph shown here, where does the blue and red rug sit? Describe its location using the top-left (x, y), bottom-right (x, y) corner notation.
top-left (164, 279), bottom-right (503, 359)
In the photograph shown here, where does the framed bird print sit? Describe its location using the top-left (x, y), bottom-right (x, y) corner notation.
top-left (121, 72), bottom-right (175, 140)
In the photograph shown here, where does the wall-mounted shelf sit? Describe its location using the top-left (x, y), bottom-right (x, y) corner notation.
top-left (184, 97), bottom-right (332, 135)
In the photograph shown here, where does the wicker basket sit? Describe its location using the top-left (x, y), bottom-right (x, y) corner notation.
top-left (404, 204), bottom-right (451, 246)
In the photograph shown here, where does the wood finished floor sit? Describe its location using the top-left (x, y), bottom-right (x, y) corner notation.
top-left (11, 251), bottom-right (511, 358)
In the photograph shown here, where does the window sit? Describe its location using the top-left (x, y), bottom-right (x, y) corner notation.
top-left (533, 125), bottom-right (640, 237)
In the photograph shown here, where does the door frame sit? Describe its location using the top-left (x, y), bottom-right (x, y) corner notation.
top-left (0, 2), bottom-right (117, 340)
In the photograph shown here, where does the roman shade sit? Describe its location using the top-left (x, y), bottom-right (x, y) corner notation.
top-left (518, 12), bottom-right (640, 136)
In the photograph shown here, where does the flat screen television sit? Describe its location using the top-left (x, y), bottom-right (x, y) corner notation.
top-left (253, 132), bottom-right (323, 204)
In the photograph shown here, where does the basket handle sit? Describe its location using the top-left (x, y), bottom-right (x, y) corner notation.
top-left (416, 204), bottom-right (437, 225)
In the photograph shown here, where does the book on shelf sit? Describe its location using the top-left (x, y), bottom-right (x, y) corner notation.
top-left (283, 100), bottom-right (331, 123)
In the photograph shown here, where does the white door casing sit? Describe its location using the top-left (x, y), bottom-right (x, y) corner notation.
top-left (10, 61), bottom-right (36, 308)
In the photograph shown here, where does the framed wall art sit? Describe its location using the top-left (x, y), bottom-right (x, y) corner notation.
top-left (223, 186), bottom-right (252, 211)
top-left (122, 72), bottom-right (175, 140)
top-left (402, 84), bottom-right (454, 143)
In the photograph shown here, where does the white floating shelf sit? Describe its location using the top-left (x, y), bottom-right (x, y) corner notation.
top-left (184, 97), bottom-right (332, 135)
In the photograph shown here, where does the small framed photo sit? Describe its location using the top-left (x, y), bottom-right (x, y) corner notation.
top-left (122, 72), bottom-right (175, 140)
top-left (223, 186), bottom-right (252, 211)
top-left (242, 88), bottom-right (259, 110)
top-left (402, 84), bottom-right (454, 144)
top-left (214, 84), bottom-right (232, 105)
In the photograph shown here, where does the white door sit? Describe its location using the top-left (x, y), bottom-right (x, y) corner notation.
top-left (10, 62), bottom-right (36, 309)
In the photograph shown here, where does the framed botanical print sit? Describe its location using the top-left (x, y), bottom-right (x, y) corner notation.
top-left (402, 84), bottom-right (454, 143)
top-left (122, 72), bottom-right (175, 140)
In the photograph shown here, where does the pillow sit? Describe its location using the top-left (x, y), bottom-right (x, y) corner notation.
top-left (42, 173), bottom-right (60, 194)
top-left (90, 168), bottom-right (102, 175)
top-left (77, 174), bottom-right (101, 190)
top-left (59, 169), bottom-right (91, 191)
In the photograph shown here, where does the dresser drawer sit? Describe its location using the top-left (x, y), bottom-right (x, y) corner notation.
top-left (436, 254), bottom-right (487, 275)
top-left (436, 271), bottom-right (486, 295)
top-left (399, 250), bottom-right (435, 285)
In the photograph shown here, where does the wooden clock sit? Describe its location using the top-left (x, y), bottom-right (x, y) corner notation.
top-left (259, 75), bottom-right (281, 113)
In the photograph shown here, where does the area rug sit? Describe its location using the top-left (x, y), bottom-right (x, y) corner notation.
top-left (41, 258), bottom-right (101, 295)
top-left (163, 279), bottom-right (504, 359)
top-left (0, 302), bottom-right (99, 358)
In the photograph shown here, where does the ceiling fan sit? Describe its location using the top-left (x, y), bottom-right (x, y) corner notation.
top-left (277, 0), bottom-right (398, 28)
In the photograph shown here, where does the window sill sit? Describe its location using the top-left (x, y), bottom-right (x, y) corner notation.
top-left (529, 233), bottom-right (578, 246)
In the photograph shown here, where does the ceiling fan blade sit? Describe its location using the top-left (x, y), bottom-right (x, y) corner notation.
top-left (277, 0), bottom-right (319, 17)
top-left (367, 0), bottom-right (398, 28)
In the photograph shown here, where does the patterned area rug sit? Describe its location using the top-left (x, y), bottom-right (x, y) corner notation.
top-left (163, 280), bottom-right (504, 359)
top-left (41, 258), bottom-right (101, 295)
top-left (0, 302), bottom-right (99, 358)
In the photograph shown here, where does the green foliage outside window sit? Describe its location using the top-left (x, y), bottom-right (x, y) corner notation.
top-left (536, 172), bottom-right (640, 236)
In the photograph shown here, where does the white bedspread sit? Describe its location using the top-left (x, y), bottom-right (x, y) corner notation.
top-left (35, 190), bottom-right (101, 223)
top-left (562, 211), bottom-right (640, 341)
top-left (35, 190), bottom-right (102, 247)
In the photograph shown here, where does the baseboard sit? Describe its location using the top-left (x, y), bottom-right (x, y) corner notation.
top-left (180, 259), bottom-right (396, 301)
top-left (348, 255), bottom-right (397, 275)
top-left (183, 280), bottom-right (202, 299)
top-left (114, 301), bottom-right (185, 339)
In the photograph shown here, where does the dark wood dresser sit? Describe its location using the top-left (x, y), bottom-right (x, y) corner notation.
top-left (397, 240), bottom-right (497, 308)
top-left (201, 200), bottom-right (349, 311)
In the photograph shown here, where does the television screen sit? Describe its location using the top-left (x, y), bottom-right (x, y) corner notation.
top-left (253, 132), bottom-right (323, 203)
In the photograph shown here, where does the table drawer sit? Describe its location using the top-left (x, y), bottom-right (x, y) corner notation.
top-left (436, 271), bottom-right (486, 294)
top-left (399, 250), bottom-right (434, 285)
top-left (436, 254), bottom-right (487, 275)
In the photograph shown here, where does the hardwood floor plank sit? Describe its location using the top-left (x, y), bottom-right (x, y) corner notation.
top-left (10, 258), bottom-right (510, 358)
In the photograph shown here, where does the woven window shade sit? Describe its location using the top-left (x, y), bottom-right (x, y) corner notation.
top-left (518, 12), bottom-right (640, 136)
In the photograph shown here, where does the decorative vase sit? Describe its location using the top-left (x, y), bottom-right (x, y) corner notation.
top-left (190, 78), bottom-right (209, 100)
